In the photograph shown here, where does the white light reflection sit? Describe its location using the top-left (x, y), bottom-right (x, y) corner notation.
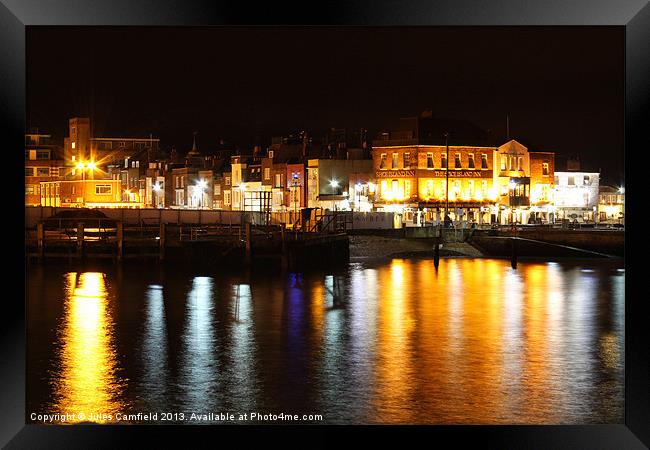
top-left (141, 283), bottom-right (169, 409)
top-left (180, 277), bottom-right (218, 412)
top-left (229, 284), bottom-right (257, 410)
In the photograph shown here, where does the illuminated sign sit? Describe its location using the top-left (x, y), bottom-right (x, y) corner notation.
top-left (375, 170), bottom-right (415, 178)
top-left (429, 170), bottom-right (491, 178)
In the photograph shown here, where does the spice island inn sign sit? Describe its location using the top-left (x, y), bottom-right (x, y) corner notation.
top-left (375, 169), bottom-right (492, 178)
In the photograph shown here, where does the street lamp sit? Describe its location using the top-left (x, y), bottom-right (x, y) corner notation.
top-left (75, 161), bottom-right (95, 207)
top-left (356, 182), bottom-right (362, 211)
top-left (444, 132), bottom-right (450, 227)
top-left (153, 183), bottom-right (162, 208)
top-left (197, 179), bottom-right (208, 208)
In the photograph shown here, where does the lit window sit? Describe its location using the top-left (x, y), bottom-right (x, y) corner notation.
top-left (264, 167), bottom-right (270, 180)
top-left (392, 153), bottom-right (398, 169)
top-left (71, 142), bottom-right (76, 149)
top-left (391, 179), bottom-right (399, 195)
top-left (404, 180), bottom-right (411, 198)
top-left (404, 153), bottom-right (411, 168)
top-left (426, 180), bottom-right (434, 197)
top-left (95, 184), bottom-right (112, 195)
top-left (379, 153), bottom-right (387, 169)
top-left (36, 167), bottom-right (49, 176)
top-left (501, 156), bottom-right (506, 171)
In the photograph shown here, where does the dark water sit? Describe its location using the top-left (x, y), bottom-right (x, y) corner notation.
top-left (26, 258), bottom-right (624, 424)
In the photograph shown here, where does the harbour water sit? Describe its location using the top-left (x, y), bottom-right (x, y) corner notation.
top-left (26, 257), bottom-right (624, 424)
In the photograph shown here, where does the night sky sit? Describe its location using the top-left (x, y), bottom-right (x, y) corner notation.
top-left (27, 26), bottom-right (624, 184)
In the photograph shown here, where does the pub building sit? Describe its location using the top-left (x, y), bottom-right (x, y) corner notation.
top-left (371, 144), bottom-right (499, 226)
top-left (371, 139), bottom-right (555, 226)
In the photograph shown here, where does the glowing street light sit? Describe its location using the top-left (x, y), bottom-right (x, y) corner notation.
top-left (196, 179), bottom-right (208, 208)
top-left (330, 179), bottom-right (339, 188)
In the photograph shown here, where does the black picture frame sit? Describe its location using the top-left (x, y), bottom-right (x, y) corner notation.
top-left (3, 0), bottom-right (648, 447)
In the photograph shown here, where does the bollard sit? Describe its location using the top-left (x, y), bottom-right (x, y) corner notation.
top-left (159, 222), bottom-right (166, 261)
top-left (117, 222), bottom-right (123, 261)
top-left (77, 222), bottom-right (84, 259)
top-left (245, 222), bottom-right (252, 264)
top-left (37, 222), bottom-right (44, 261)
top-left (511, 237), bottom-right (517, 269)
top-left (433, 237), bottom-right (440, 269)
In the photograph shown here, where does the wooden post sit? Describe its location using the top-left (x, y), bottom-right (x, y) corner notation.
top-left (433, 237), bottom-right (440, 269)
top-left (117, 222), bottom-right (123, 261)
top-left (159, 222), bottom-right (166, 261)
top-left (511, 237), bottom-right (517, 269)
top-left (76, 222), bottom-right (84, 259)
top-left (37, 222), bottom-right (44, 261)
top-left (245, 222), bottom-right (252, 264)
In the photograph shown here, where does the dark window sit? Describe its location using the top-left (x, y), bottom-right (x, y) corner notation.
top-left (455, 153), bottom-right (462, 169)
top-left (468, 154), bottom-right (475, 169)
top-left (427, 153), bottom-right (434, 168)
top-left (543, 163), bottom-right (549, 176)
top-left (380, 153), bottom-right (387, 169)
top-left (441, 154), bottom-right (447, 169)
top-left (36, 167), bottom-right (49, 176)
top-left (25, 167), bottom-right (33, 177)
top-left (481, 154), bottom-right (488, 169)
top-left (392, 153), bottom-right (398, 169)
top-left (36, 150), bottom-right (50, 159)
top-left (404, 153), bottom-right (411, 168)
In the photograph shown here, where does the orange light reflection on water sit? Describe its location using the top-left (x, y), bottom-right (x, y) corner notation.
top-left (53, 272), bottom-right (124, 423)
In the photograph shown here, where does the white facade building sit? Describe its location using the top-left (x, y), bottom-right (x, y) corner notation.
top-left (554, 171), bottom-right (600, 222)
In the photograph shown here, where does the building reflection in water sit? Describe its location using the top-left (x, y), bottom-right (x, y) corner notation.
top-left (228, 283), bottom-right (258, 410)
top-left (141, 284), bottom-right (169, 410)
top-left (32, 259), bottom-right (623, 425)
top-left (53, 272), bottom-right (124, 423)
top-left (180, 277), bottom-right (218, 412)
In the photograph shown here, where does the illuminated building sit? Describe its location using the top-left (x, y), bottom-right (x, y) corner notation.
top-left (553, 171), bottom-right (600, 223)
top-left (25, 131), bottom-right (67, 206)
top-left (306, 159), bottom-right (374, 211)
top-left (597, 185), bottom-right (625, 225)
top-left (495, 140), bottom-right (555, 224)
top-left (40, 179), bottom-right (122, 207)
top-left (371, 138), bottom-right (555, 226)
top-left (372, 143), bottom-right (498, 225)
top-left (63, 117), bottom-right (161, 206)
top-left (227, 153), bottom-right (271, 212)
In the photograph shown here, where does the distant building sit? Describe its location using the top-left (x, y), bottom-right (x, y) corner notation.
top-left (40, 179), bottom-right (123, 208)
top-left (307, 159), bottom-right (374, 212)
top-left (597, 185), bottom-right (625, 225)
top-left (554, 171), bottom-right (600, 222)
top-left (25, 132), bottom-right (66, 206)
top-left (62, 117), bottom-right (161, 206)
